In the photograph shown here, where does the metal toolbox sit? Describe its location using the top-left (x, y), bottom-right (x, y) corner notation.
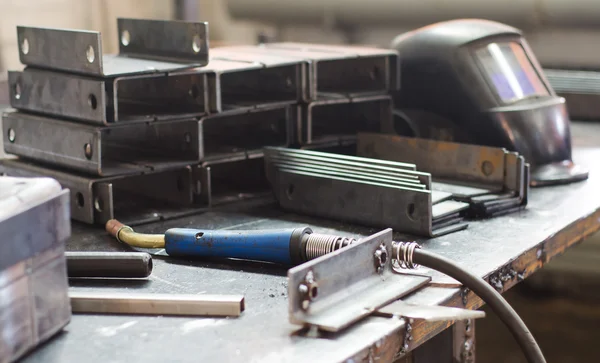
top-left (0, 176), bottom-right (71, 363)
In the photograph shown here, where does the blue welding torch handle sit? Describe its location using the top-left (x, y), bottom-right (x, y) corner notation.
top-left (164, 227), bottom-right (313, 265)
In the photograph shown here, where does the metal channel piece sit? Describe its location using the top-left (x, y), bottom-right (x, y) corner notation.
top-left (357, 133), bottom-right (507, 188)
top-left (8, 68), bottom-right (208, 124)
top-left (194, 152), bottom-right (270, 206)
top-left (70, 291), bottom-right (244, 317)
top-left (199, 105), bottom-right (294, 161)
top-left (288, 229), bottom-right (430, 332)
top-left (221, 43), bottom-right (400, 96)
top-left (2, 110), bottom-right (199, 176)
top-left (0, 159), bottom-right (194, 224)
top-left (208, 49), bottom-right (309, 110)
top-left (301, 95), bottom-right (393, 145)
top-left (17, 20), bottom-right (208, 77)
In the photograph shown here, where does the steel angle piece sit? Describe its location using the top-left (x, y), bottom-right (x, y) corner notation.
top-left (194, 152), bottom-right (270, 206)
top-left (243, 42), bottom-right (400, 95)
top-left (0, 159), bottom-right (195, 224)
top-left (288, 229), bottom-right (430, 332)
top-left (301, 95), bottom-right (393, 145)
top-left (299, 139), bottom-right (357, 155)
top-left (2, 111), bottom-right (199, 176)
top-left (375, 300), bottom-right (485, 322)
top-left (17, 19), bottom-right (207, 77)
top-left (357, 133), bottom-right (507, 188)
top-left (267, 168), bottom-right (434, 236)
top-left (198, 105), bottom-right (294, 161)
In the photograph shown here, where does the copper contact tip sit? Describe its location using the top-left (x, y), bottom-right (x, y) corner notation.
top-left (105, 219), bottom-right (126, 238)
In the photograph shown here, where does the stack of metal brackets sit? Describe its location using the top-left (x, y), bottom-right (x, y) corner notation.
top-left (264, 147), bottom-right (469, 237)
top-left (211, 43), bottom-right (399, 149)
top-left (1, 176), bottom-right (71, 362)
top-left (0, 19), bottom-right (302, 225)
top-left (544, 68), bottom-right (600, 120)
top-left (357, 133), bottom-right (530, 218)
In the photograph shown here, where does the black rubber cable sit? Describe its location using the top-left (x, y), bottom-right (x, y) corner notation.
top-left (412, 249), bottom-right (546, 363)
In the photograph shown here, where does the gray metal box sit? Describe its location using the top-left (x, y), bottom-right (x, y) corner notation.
top-left (0, 176), bottom-right (71, 363)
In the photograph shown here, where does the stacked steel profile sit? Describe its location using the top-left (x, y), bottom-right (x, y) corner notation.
top-left (1, 19), bottom-right (400, 225)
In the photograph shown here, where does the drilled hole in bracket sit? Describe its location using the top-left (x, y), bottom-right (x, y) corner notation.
top-left (121, 30), bottom-right (130, 46)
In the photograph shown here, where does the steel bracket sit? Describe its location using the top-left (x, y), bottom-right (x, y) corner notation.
top-left (288, 229), bottom-right (430, 332)
top-left (17, 18), bottom-right (208, 77)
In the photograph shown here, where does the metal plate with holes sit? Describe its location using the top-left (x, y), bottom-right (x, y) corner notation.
top-left (117, 18), bottom-right (208, 64)
top-left (288, 228), bottom-right (430, 332)
top-left (2, 110), bottom-right (199, 176)
top-left (215, 43), bottom-right (400, 96)
top-left (300, 94), bottom-right (393, 145)
top-left (0, 159), bottom-right (196, 225)
top-left (17, 19), bottom-right (207, 77)
top-left (264, 147), bottom-right (468, 237)
top-left (8, 68), bottom-right (208, 124)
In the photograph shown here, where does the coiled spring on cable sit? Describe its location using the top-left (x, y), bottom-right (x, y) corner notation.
top-left (392, 241), bottom-right (421, 270)
top-left (304, 234), bottom-right (356, 260)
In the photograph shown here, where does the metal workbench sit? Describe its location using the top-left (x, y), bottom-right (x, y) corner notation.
top-left (18, 122), bottom-right (600, 363)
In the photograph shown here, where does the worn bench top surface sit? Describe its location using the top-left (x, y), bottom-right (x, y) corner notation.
top-left (20, 122), bottom-right (600, 363)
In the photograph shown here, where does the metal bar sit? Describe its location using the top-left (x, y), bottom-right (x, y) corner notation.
top-left (375, 301), bottom-right (485, 321)
top-left (65, 252), bottom-right (153, 278)
top-left (2, 110), bottom-right (199, 176)
top-left (117, 18), bottom-right (208, 65)
top-left (69, 291), bottom-right (245, 317)
top-left (0, 159), bottom-right (195, 224)
top-left (288, 229), bottom-right (430, 332)
top-left (302, 95), bottom-right (393, 145)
